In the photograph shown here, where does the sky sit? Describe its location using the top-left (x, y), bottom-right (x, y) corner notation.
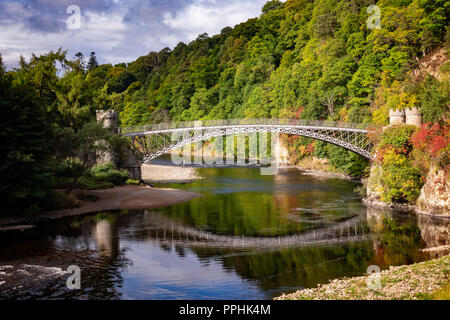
top-left (0, 0), bottom-right (269, 69)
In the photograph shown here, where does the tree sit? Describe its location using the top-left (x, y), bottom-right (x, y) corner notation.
top-left (262, 0), bottom-right (283, 15)
top-left (54, 123), bottom-right (112, 194)
top-left (74, 52), bottom-right (86, 71)
top-left (321, 91), bottom-right (336, 117)
top-left (87, 51), bottom-right (99, 70)
top-left (0, 55), bottom-right (55, 215)
top-left (107, 71), bottom-right (137, 94)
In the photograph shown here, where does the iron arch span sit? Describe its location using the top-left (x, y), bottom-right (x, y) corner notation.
top-left (120, 119), bottom-right (375, 164)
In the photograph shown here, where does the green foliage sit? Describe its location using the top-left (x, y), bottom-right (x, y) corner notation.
top-left (378, 125), bottom-right (418, 151)
top-left (375, 125), bottom-right (428, 205)
top-left (75, 176), bottom-right (114, 190)
top-left (418, 76), bottom-right (450, 122)
top-left (126, 179), bottom-right (141, 186)
top-left (380, 150), bottom-right (423, 204)
top-left (327, 145), bottom-right (370, 178)
top-left (108, 71), bottom-right (137, 94)
top-left (0, 55), bottom-right (54, 215)
top-left (262, 0), bottom-right (284, 15)
top-left (1, 0), bottom-right (449, 213)
top-left (87, 52), bottom-right (99, 71)
top-left (90, 163), bottom-right (130, 186)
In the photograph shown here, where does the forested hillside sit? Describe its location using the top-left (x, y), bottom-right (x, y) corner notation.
top-left (1, 0), bottom-right (449, 214)
top-left (118, 0), bottom-right (448, 126)
top-left (117, 0), bottom-right (449, 176)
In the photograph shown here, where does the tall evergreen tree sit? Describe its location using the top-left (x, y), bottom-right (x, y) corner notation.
top-left (87, 51), bottom-right (99, 70)
top-left (0, 55), bottom-right (55, 215)
top-left (74, 52), bottom-right (86, 71)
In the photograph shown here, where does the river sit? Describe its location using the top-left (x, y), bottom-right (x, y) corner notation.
top-left (0, 165), bottom-right (448, 300)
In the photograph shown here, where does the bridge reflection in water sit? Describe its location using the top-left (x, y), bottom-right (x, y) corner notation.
top-left (124, 211), bottom-right (369, 250)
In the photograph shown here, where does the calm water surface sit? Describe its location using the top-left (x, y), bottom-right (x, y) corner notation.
top-left (0, 166), bottom-right (448, 300)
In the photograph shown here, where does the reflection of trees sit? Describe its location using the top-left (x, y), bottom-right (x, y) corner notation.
top-left (51, 212), bottom-right (132, 300)
top-left (156, 193), bottom-right (364, 238)
top-left (366, 207), bottom-right (424, 267)
top-left (157, 167), bottom-right (364, 237)
top-left (158, 193), bottom-right (315, 237)
top-left (122, 211), bottom-right (372, 296)
top-left (0, 212), bottom-right (132, 300)
top-left (190, 243), bottom-right (373, 294)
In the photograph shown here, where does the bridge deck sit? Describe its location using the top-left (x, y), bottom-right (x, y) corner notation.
top-left (119, 119), bottom-right (372, 136)
top-left (119, 119), bottom-right (375, 161)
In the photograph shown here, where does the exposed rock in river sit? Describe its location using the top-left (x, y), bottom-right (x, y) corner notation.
top-left (417, 166), bottom-right (450, 215)
top-left (365, 164), bottom-right (450, 216)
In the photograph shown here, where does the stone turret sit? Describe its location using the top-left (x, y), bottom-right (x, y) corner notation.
top-left (96, 110), bottom-right (142, 181)
top-left (96, 110), bottom-right (119, 133)
top-left (389, 109), bottom-right (406, 126)
top-left (405, 107), bottom-right (422, 127)
top-left (96, 110), bottom-right (118, 165)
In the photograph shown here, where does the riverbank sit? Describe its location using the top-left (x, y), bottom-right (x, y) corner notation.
top-left (289, 157), bottom-right (361, 181)
top-left (142, 164), bottom-right (203, 183)
top-left (290, 167), bottom-right (359, 181)
top-left (275, 254), bottom-right (450, 300)
top-left (363, 198), bottom-right (450, 218)
top-left (0, 185), bottom-right (201, 230)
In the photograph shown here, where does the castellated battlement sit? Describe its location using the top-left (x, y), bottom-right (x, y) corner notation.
top-left (405, 107), bottom-right (422, 127)
top-left (96, 110), bottom-right (118, 131)
top-left (389, 109), bottom-right (406, 126)
top-left (388, 108), bottom-right (422, 127)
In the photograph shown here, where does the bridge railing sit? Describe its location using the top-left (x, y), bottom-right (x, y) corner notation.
top-left (119, 118), bottom-right (371, 135)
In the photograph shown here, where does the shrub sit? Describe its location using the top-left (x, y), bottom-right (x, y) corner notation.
top-left (411, 122), bottom-right (449, 157)
top-left (381, 150), bottom-right (424, 204)
top-left (378, 125), bottom-right (418, 150)
top-left (376, 125), bottom-right (418, 162)
top-left (126, 179), bottom-right (140, 186)
top-left (328, 145), bottom-right (370, 178)
top-left (90, 162), bottom-right (130, 186)
top-left (90, 162), bottom-right (116, 176)
top-left (76, 176), bottom-right (114, 190)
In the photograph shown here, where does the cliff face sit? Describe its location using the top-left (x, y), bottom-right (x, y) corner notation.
top-left (366, 163), bottom-right (450, 216)
top-left (417, 166), bottom-right (450, 215)
top-left (366, 165), bottom-right (384, 201)
top-left (275, 137), bottom-right (291, 166)
top-left (411, 48), bottom-right (449, 82)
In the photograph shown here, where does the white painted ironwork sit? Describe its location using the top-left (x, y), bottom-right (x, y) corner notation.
top-left (120, 119), bottom-right (375, 163)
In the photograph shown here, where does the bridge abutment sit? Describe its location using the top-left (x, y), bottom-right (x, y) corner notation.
top-left (96, 110), bottom-right (119, 164)
top-left (96, 110), bottom-right (142, 182)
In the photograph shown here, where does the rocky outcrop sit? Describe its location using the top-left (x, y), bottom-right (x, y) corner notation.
top-left (417, 166), bottom-right (450, 215)
top-left (411, 48), bottom-right (448, 82)
top-left (275, 136), bottom-right (291, 166)
top-left (366, 164), bottom-right (384, 201)
top-left (365, 163), bottom-right (450, 216)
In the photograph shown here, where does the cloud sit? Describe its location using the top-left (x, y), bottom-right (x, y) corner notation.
top-left (0, 0), bottom-right (267, 69)
top-left (163, 0), bottom-right (266, 41)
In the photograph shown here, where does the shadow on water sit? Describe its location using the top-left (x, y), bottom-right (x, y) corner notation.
top-left (0, 167), bottom-right (448, 300)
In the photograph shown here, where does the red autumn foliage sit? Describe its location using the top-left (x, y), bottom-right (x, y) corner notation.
top-left (295, 106), bottom-right (304, 119)
top-left (411, 121), bottom-right (450, 158)
top-left (375, 145), bottom-right (409, 163)
top-left (307, 142), bottom-right (315, 154)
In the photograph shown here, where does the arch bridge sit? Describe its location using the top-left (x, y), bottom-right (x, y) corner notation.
top-left (119, 119), bottom-right (375, 164)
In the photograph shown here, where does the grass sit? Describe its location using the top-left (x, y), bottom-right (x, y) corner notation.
top-left (430, 282), bottom-right (450, 300)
